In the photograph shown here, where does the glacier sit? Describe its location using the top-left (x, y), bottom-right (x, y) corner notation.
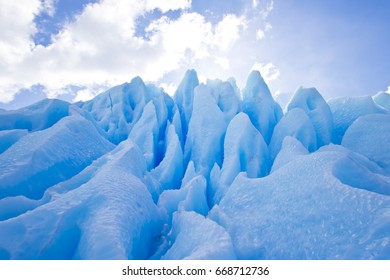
top-left (0, 70), bottom-right (389, 260)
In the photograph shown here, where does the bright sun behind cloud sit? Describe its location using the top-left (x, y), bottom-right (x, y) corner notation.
top-left (0, 0), bottom-right (389, 109)
top-left (0, 0), bottom-right (275, 105)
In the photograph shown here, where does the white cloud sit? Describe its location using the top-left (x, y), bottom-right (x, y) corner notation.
top-left (0, 0), bottom-right (40, 66)
top-left (251, 62), bottom-right (280, 83)
top-left (256, 29), bottom-right (265, 40)
top-left (146, 13), bottom-right (213, 65)
top-left (41, 0), bottom-right (56, 16)
top-left (213, 14), bottom-right (247, 51)
top-left (144, 12), bottom-right (245, 84)
top-left (147, 0), bottom-right (191, 13)
top-left (0, 0), bottom-right (273, 103)
top-left (260, 0), bottom-right (274, 19)
top-left (387, 86), bottom-right (390, 94)
top-left (0, 0), bottom-right (180, 101)
top-left (214, 57), bottom-right (230, 69)
top-left (0, 0), bottom-right (52, 102)
top-left (73, 88), bottom-right (95, 102)
top-left (252, 0), bottom-right (259, 8)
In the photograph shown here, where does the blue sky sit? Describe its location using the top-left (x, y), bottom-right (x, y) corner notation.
top-left (0, 0), bottom-right (389, 109)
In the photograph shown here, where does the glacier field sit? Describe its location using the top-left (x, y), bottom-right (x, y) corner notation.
top-left (0, 70), bottom-right (389, 260)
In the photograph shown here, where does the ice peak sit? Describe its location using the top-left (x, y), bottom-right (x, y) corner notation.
top-left (175, 69), bottom-right (199, 97)
top-left (184, 69), bottom-right (198, 82)
top-left (174, 69), bottom-right (199, 139)
top-left (1, 69), bottom-right (390, 261)
top-left (288, 87), bottom-right (322, 110)
top-left (287, 86), bottom-right (333, 147)
top-left (130, 76), bottom-right (145, 86)
top-left (243, 70), bottom-right (272, 99)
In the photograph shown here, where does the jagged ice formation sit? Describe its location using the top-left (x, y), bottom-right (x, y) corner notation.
top-left (0, 70), bottom-right (390, 260)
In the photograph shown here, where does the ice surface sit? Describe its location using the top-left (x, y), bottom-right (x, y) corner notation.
top-left (1, 69), bottom-right (389, 260)
top-left (242, 70), bottom-right (283, 143)
top-left (210, 147), bottom-right (390, 259)
top-left (0, 108), bottom-right (114, 200)
top-left (287, 87), bottom-right (333, 147)
top-left (373, 91), bottom-right (390, 112)
top-left (184, 84), bottom-right (227, 176)
top-left (183, 79), bottom-right (240, 179)
top-left (181, 160), bottom-right (197, 187)
top-left (0, 195), bottom-right (40, 221)
top-left (0, 129), bottom-right (28, 154)
top-left (161, 211), bottom-right (236, 260)
top-left (207, 79), bottom-right (240, 124)
top-left (0, 140), bottom-right (163, 259)
top-left (150, 124), bottom-right (184, 191)
top-left (212, 112), bottom-right (269, 204)
top-left (328, 96), bottom-right (386, 144)
top-left (319, 144), bottom-right (390, 195)
top-left (129, 101), bottom-right (159, 170)
top-left (342, 114), bottom-right (390, 172)
top-left (221, 112), bottom-right (269, 182)
top-left (174, 69), bottom-right (199, 140)
top-left (271, 136), bottom-right (309, 172)
top-left (227, 77), bottom-right (242, 106)
top-left (81, 77), bottom-right (174, 145)
top-left (269, 108), bottom-right (317, 160)
top-left (0, 99), bottom-right (70, 131)
top-left (158, 175), bottom-right (208, 222)
top-left (171, 107), bottom-right (184, 149)
top-left (80, 78), bottom-right (147, 144)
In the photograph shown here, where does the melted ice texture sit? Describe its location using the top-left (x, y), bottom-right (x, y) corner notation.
top-left (0, 70), bottom-right (389, 260)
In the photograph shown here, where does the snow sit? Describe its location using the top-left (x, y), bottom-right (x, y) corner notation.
top-left (1, 69), bottom-right (389, 260)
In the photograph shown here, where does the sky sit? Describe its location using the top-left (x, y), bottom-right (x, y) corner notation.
top-left (0, 0), bottom-right (389, 109)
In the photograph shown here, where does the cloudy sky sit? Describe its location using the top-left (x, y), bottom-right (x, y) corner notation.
top-left (0, 0), bottom-right (389, 109)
